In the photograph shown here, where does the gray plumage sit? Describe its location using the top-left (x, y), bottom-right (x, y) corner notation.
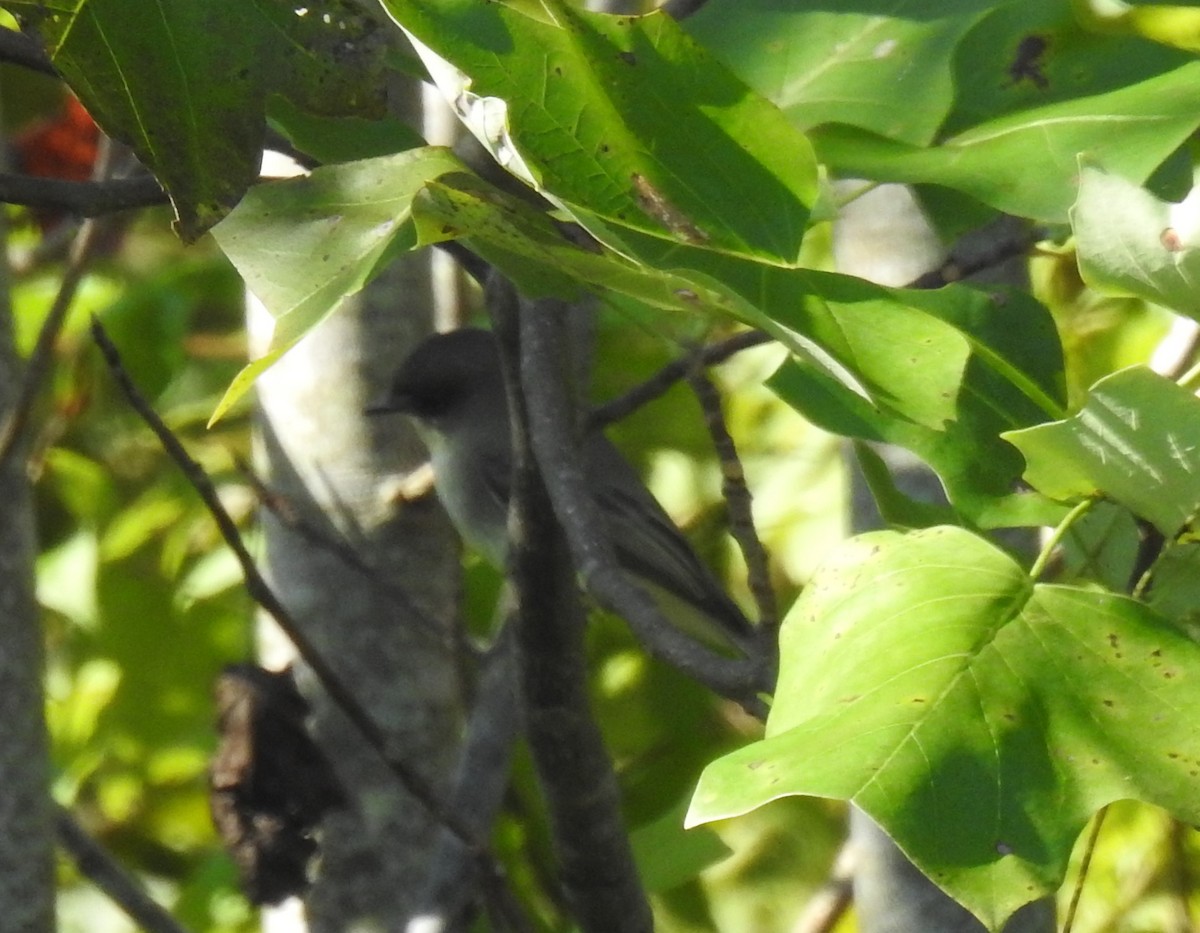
top-left (369, 328), bottom-right (755, 655)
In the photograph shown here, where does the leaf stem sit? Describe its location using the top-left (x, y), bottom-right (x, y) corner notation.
top-left (1062, 804), bottom-right (1108, 933)
top-left (1175, 355), bottom-right (1200, 391)
top-left (832, 179), bottom-right (882, 210)
top-left (1029, 497), bottom-right (1095, 580)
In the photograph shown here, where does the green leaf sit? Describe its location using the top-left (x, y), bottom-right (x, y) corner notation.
top-left (6, 0), bottom-right (389, 238)
top-left (100, 488), bottom-right (188, 562)
top-left (1059, 501), bottom-right (1140, 592)
top-left (1071, 160), bottom-right (1200, 317)
top-left (38, 531), bottom-right (99, 628)
top-left (1004, 367), bottom-right (1200, 535)
top-left (48, 658), bottom-right (121, 751)
top-left (208, 146), bottom-right (463, 423)
top-left (685, 0), bottom-right (996, 146)
top-left (412, 171), bottom-right (742, 317)
top-left (689, 526), bottom-right (1200, 930)
top-left (1146, 541), bottom-right (1200, 636)
top-left (42, 448), bottom-right (116, 528)
top-left (944, 0), bottom-right (1192, 137)
top-left (811, 60), bottom-right (1200, 223)
top-left (853, 441), bottom-right (956, 529)
top-left (267, 94), bottom-right (424, 165)
top-left (764, 279), bottom-right (1067, 525)
top-left (630, 795), bottom-right (731, 893)
top-left (175, 545), bottom-right (244, 608)
top-left (380, 0), bottom-right (817, 264)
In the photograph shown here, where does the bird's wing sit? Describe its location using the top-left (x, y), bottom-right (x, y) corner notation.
top-left (478, 447), bottom-right (512, 512)
top-left (585, 434), bottom-right (755, 651)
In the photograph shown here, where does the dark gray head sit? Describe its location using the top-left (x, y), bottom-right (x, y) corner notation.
top-left (366, 328), bottom-right (506, 427)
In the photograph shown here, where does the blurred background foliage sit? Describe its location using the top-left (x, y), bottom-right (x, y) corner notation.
top-left (4, 0), bottom-right (1200, 929)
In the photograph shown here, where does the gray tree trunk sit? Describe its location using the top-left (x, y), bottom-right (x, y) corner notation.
top-left (252, 250), bottom-right (464, 929)
top-left (0, 240), bottom-right (54, 931)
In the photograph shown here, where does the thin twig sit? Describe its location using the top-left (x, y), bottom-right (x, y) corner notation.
top-left (0, 215), bottom-right (108, 463)
top-left (236, 457), bottom-right (455, 652)
top-left (793, 839), bottom-right (857, 933)
top-left (590, 330), bottom-right (769, 430)
top-left (89, 317), bottom-right (490, 855)
top-left (1062, 805), bottom-right (1108, 933)
top-left (55, 804), bottom-right (191, 933)
top-left (909, 221), bottom-right (1043, 289)
top-left (0, 138), bottom-right (123, 468)
top-left (686, 368), bottom-right (778, 652)
top-left (1168, 818), bottom-right (1196, 932)
top-left (8, 219), bottom-right (85, 275)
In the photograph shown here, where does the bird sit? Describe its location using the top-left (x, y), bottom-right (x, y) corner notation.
top-left (367, 327), bottom-right (757, 656)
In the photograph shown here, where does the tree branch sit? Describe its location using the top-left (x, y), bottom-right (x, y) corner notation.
top-left (0, 28), bottom-right (57, 77)
top-left (55, 805), bottom-right (191, 933)
top-left (0, 173), bottom-right (167, 216)
top-left (909, 218), bottom-right (1042, 289)
top-left (409, 629), bottom-right (531, 933)
top-left (489, 276), bottom-right (654, 933)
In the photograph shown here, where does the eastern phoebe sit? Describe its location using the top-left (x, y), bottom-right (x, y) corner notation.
top-left (368, 328), bottom-right (757, 656)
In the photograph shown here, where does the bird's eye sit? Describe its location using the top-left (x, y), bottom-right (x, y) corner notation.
top-left (404, 376), bottom-right (467, 419)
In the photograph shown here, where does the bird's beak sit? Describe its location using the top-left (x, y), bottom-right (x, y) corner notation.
top-left (364, 395), bottom-right (400, 417)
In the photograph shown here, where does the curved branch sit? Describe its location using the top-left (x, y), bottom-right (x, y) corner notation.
top-left (502, 283), bottom-right (768, 707)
